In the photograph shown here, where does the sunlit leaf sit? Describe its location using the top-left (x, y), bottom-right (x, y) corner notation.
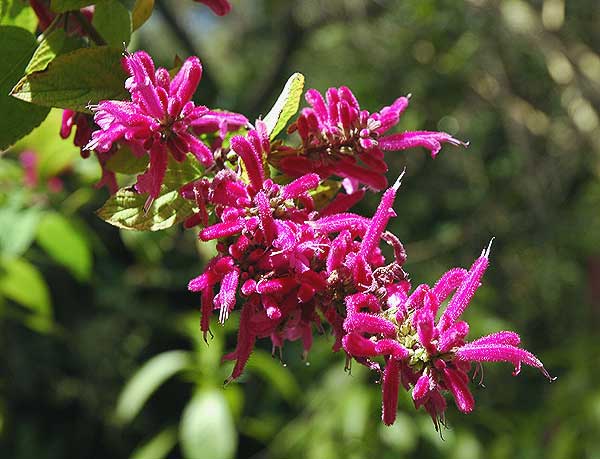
top-left (93, 0), bottom-right (132, 47)
top-left (263, 72), bottom-right (305, 140)
top-left (0, 257), bottom-right (51, 317)
top-left (0, 0), bottom-right (38, 32)
top-left (130, 427), bottom-right (177, 459)
top-left (115, 350), bottom-right (192, 424)
top-left (0, 195), bottom-right (41, 257)
top-left (0, 26), bottom-right (50, 151)
top-left (97, 154), bottom-right (203, 231)
top-left (26, 28), bottom-right (84, 74)
top-left (132, 0), bottom-right (154, 31)
top-left (11, 46), bottom-right (128, 112)
top-left (105, 145), bottom-right (149, 174)
top-left (180, 389), bottom-right (237, 459)
top-left (36, 212), bottom-right (92, 281)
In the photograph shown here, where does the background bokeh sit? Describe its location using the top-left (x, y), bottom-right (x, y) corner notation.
top-left (1, 0), bottom-right (600, 458)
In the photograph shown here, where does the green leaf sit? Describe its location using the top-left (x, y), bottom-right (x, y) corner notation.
top-left (115, 350), bottom-right (192, 425)
top-left (309, 179), bottom-right (342, 209)
top-left (180, 390), bottom-right (237, 459)
top-left (132, 0), bottom-right (154, 31)
top-left (0, 0), bottom-right (37, 32)
top-left (0, 195), bottom-right (42, 258)
top-left (97, 154), bottom-right (203, 231)
top-left (36, 212), bottom-right (92, 281)
top-left (0, 257), bottom-right (51, 317)
top-left (50, 0), bottom-right (94, 13)
top-left (0, 26), bottom-right (50, 151)
top-left (92, 0), bottom-right (132, 47)
top-left (11, 45), bottom-right (129, 112)
top-left (105, 145), bottom-right (149, 174)
top-left (245, 350), bottom-right (301, 404)
top-left (130, 427), bottom-right (177, 459)
top-left (262, 72), bottom-right (305, 140)
top-left (26, 28), bottom-right (84, 74)
top-left (12, 109), bottom-right (80, 178)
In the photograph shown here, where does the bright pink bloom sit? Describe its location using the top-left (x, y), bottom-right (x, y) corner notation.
top-left (279, 87), bottom-right (466, 190)
top-left (87, 51), bottom-right (214, 203)
top-left (194, 0), bottom-right (231, 15)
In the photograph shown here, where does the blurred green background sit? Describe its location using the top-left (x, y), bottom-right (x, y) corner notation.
top-left (1, 0), bottom-right (600, 458)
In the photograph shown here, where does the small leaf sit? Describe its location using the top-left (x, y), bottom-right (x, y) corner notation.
top-left (130, 427), bottom-right (178, 459)
top-left (132, 0), bottom-right (154, 30)
top-left (309, 179), bottom-right (342, 209)
top-left (180, 390), bottom-right (237, 459)
top-left (50, 0), bottom-right (94, 13)
top-left (36, 212), bottom-right (92, 281)
top-left (0, 257), bottom-right (52, 317)
top-left (97, 154), bottom-right (203, 231)
top-left (262, 72), bottom-right (305, 140)
top-left (11, 46), bottom-right (128, 112)
top-left (105, 145), bottom-right (149, 174)
top-left (115, 350), bottom-right (192, 425)
top-left (0, 26), bottom-right (50, 151)
top-left (26, 27), bottom-right (84, 74)
top-left (93, 0), bottom-right (132, 47)
top-left (0, 196), bottom-right (42, 257)
top-left (0, 0), bottom-right (38, 32)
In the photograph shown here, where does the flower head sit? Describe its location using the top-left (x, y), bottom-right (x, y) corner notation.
top-left (277, 87), bottom-right (466, 190)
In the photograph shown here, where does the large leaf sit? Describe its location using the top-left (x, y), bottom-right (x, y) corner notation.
top-left (92, 0), bottom-right (132, 47)
top-left (0, 257), bottom-right (51, 317)
top-left (36, 212), bottom-right (92, 281)
top-left (50, 0), bottom-right (94, 13)
top-left (0, 26), bottom-right (50, 151)
top-left (26, 28), bottom-right (84, 74)
top-left (105, 145), bottom-right (149, 174)
top-left (115, 350), bottom-right (192, 425)
top-left (132, 0), bottom-right (154, 30)
top-left (180, 389), bottom-right (237, 459)
top-left (0, 0), bottom-right (38, 32)
top-left (245, 350), bottom-right (301, 404)
top-left (11, 46), bottom-right (128, 112)
top-left (130, 427), bottom-right (178, 459)
top-left (262, 72), bottom-right (305, 140)
top-left (0, 194), bottom-right (42, 258)
top-left (97, 154), bottom-right (203, 231)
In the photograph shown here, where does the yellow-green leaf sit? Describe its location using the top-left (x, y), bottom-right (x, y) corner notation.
top-left (262, 72), bottom-right (305, 140)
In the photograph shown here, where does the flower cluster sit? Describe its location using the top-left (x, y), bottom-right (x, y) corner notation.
top-left (68, 49), bottom-right (551, 427)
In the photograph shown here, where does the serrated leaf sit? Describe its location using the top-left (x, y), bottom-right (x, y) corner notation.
top-left (180, 390), bottom-right (237, 459)
top-left (11, 46), bottom-right (128, 112)
top-left (105, 145), bottom-right (149, 174)
top-left (36, 212), bottom-right (92, 281)
top-left (115, 350), bottom-right (192, 425)
top-left (97, 154), bottom-right (203, 231)
top-left (263, 72), bottom-right (305, 140)
top-left (130, 427), bottom-right (177, 459)
top-left (132, 0), bottom-right (154, 30)
top-left (50, 0), bottom-right (94, 13)
top-left (0, 257), bottom-right (51, 317)
top-left (0, 26), bottom-right (50, 151)
top-left (26, 28), bottom-right (84, 74)
top-left (93, 0), bottom-right (132, 47)
top-left (0, 0), bottom-right (38, 32)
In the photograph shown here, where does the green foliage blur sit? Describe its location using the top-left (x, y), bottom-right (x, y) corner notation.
top-left (1, 0), bottom-right (600, 458)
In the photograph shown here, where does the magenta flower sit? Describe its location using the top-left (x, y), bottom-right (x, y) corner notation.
top-left (194, 0), bottom-right (231, 16)
top-left (278, 87), bottom-right (466, 190)
top-left (87, 51), bottom-right (214, 204)
top-left (342, 239), bottom-right (553, 427)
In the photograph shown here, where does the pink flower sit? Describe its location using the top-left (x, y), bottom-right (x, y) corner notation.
top-left (87, 51), bottom-right (214, 204)
top-left (278, 87), bottom-right (466, 190)
top-left (194, 0), bottom-right (232, 16)
top-left (341, 240), bottom-right (553, 427)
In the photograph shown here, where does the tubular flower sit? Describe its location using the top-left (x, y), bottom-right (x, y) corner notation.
top-left (276, 87), bottom-right (466, 190)
top-left (86, 51), bottom-right (214, 203)
top-left (342, 240), bottom-right (553, 428)
top-left (194, 0), bottom-right (232, 15)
